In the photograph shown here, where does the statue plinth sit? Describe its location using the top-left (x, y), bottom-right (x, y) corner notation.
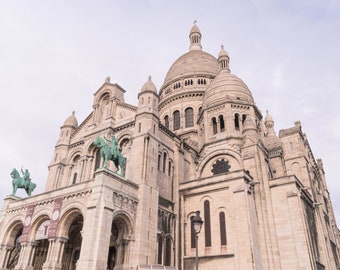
top-left (0, 195), bottom-right (21, 223)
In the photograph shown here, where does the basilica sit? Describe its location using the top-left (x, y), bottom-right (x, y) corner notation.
top-left (0, 23), bottom-right (339, 270)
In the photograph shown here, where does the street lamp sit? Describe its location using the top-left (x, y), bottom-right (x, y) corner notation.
top-left (192, 210), bottom-right (203, 270)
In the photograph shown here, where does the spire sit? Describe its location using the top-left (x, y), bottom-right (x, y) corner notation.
top-left (264, 110), bottom-right (274, 132)
top-left (264, 110), bottom-right (282, 151)
top-left (218, 45), bottom-right (230, 73)
top-left (189, 20), bottom-right (202, 51)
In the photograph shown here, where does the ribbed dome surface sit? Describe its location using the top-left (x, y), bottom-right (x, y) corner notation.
top-left (162, 50), bottom-right (219, 88)
top-left (203, 71), bottom-right (253, 107)
top-left (63, 111), bottom-right (78, 128)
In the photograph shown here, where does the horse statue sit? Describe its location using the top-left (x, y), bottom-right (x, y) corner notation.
top-left (93, 136), bottom-right (126, 177)
top-left (11, 168), bottom-right (37, 196)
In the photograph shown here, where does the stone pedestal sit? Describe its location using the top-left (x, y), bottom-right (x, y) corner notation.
top-left (0, 195), bottom-right (21, 223)
top-left (76, 169), bottom-right (117, 270)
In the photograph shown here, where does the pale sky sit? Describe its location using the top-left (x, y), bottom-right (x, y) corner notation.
top-left (1, 1), bottom-right (340, 223)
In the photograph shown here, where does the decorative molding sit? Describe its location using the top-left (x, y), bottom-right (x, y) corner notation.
top-left (113, 191), bottom-right (138, 212)
top-left (64, 190), bottom-right (92, 201)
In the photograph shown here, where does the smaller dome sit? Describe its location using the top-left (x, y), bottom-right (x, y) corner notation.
top-left (140, 76), bottom-right (157, 93)
top-left (203, 72), bottom-right (253, 108)
top-left (63, 111), bottom-right (78, 129)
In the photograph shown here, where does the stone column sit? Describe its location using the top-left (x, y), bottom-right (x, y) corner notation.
top-left (42, 237), bottom-right (68, 270)
top-left (14, 241), bottom-right (37, 270)
top-left (0, 244), bottom-right (14, 269)
top-left (114, 239), bottom-right (131, 270)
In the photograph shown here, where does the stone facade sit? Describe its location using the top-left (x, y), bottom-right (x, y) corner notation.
top-left (0, 23), bottom-right (339, 270)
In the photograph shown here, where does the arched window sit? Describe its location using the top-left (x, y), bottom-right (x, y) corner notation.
top-left (242, 114), bottom-right (247, 124)
top-left (173, 110), bottom-right (180, 131)
top-left (219, 115), bottom-right (225, 132)
top-left (72, 173), bottom-right (77, 184)
top-left (204, 200), bottom-right (212, 247)
top-left (212, 117), bottom-right (217, 135)
top-left (190, 216), bottom-right (195, 248)
top-left (198, 107), bottom-right (202, 115)
top-left (164, 115), bottom-right (169, 129)
top-left (168, 161), bottom-right (171, 176)
top-left (185, 107), bottom-right (194, 128)
top-left (234, 113), bottom-right (240, 130)
top-left (158, 154), bottom-right (161, 170)
top-left (219, 212), bottom-right (227, 245)
top-left (165, 237), bottom-right (172, 266)
top-left (157, 235), bottom-right (163, 264)
top-left (163, 152), bottom-right (167, 173)
top-left (94, 150), bottom-right (101, 172)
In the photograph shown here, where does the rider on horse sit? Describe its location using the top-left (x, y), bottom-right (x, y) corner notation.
top-left (21, 168), bottom-right (31, 188)
top-left (105, 135), bottom-right (118, 159)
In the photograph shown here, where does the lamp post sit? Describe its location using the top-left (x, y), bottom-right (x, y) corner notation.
top-left (192, 210), bottom-right (203, 270)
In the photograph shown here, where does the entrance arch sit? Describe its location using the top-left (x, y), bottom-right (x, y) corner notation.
top-left (59, 210), bottom-right (83, 270)
top-left (31, 216), bottom-right (50, 270)
top-left (107, 212), bottom-right (133, 270)
top-left (2, 221), bottom-right (23, 269)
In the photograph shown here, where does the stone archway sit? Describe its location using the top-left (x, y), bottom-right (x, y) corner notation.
top-left (32, 238), bottom-right (49, 270)
top-left (31, 218), bottom-right (51, 270)
top-left (61, 213), bottom-right (83, 270)
top-left (108, 213), bottom-right (133, 270)
top-left (3, 222), bottom-right (23, 269)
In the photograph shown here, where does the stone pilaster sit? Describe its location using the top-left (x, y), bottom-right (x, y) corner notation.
top-left (76, 170), bottom-right (115, 270)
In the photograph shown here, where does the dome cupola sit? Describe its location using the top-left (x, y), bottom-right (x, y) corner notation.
top-left (140, 76), bottom-right (157, 94)
top-left (189, 20), bottom-right (202, 51)
top-left (218, 45), bottom-right (230, 73)
top-left (137, 76), bottom-right (159, 116)
top-left (203, 45), bottom-right (254, 109)
top-left (63, 111), bottom-right (78, 129)
top-left (264, 110), bottom-right (282, 151)
top-left (160, 22), bottom-right (219, 96)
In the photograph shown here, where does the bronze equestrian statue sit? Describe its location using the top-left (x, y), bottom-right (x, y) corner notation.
top-left (93, 135), bottom-right (126, 177)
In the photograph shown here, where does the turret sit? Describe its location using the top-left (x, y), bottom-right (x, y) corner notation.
top-left (46, 111), bottom-right (78, 191)
top-left (264, 110), bottom-right (282, 151)
top-left (189, 21), bottom-right (202, 51)
top-left (218, 45), bottom-right (230, 73)
top-left (57, 111), bottom-right (78, 145)
top-left (136, 76), bottom-right (159, 118)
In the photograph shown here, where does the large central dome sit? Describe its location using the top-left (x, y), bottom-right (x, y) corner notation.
top-left (160, 23), bottom-right (219, 92)
top-left (163, 50), bottom-right (219, 87)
